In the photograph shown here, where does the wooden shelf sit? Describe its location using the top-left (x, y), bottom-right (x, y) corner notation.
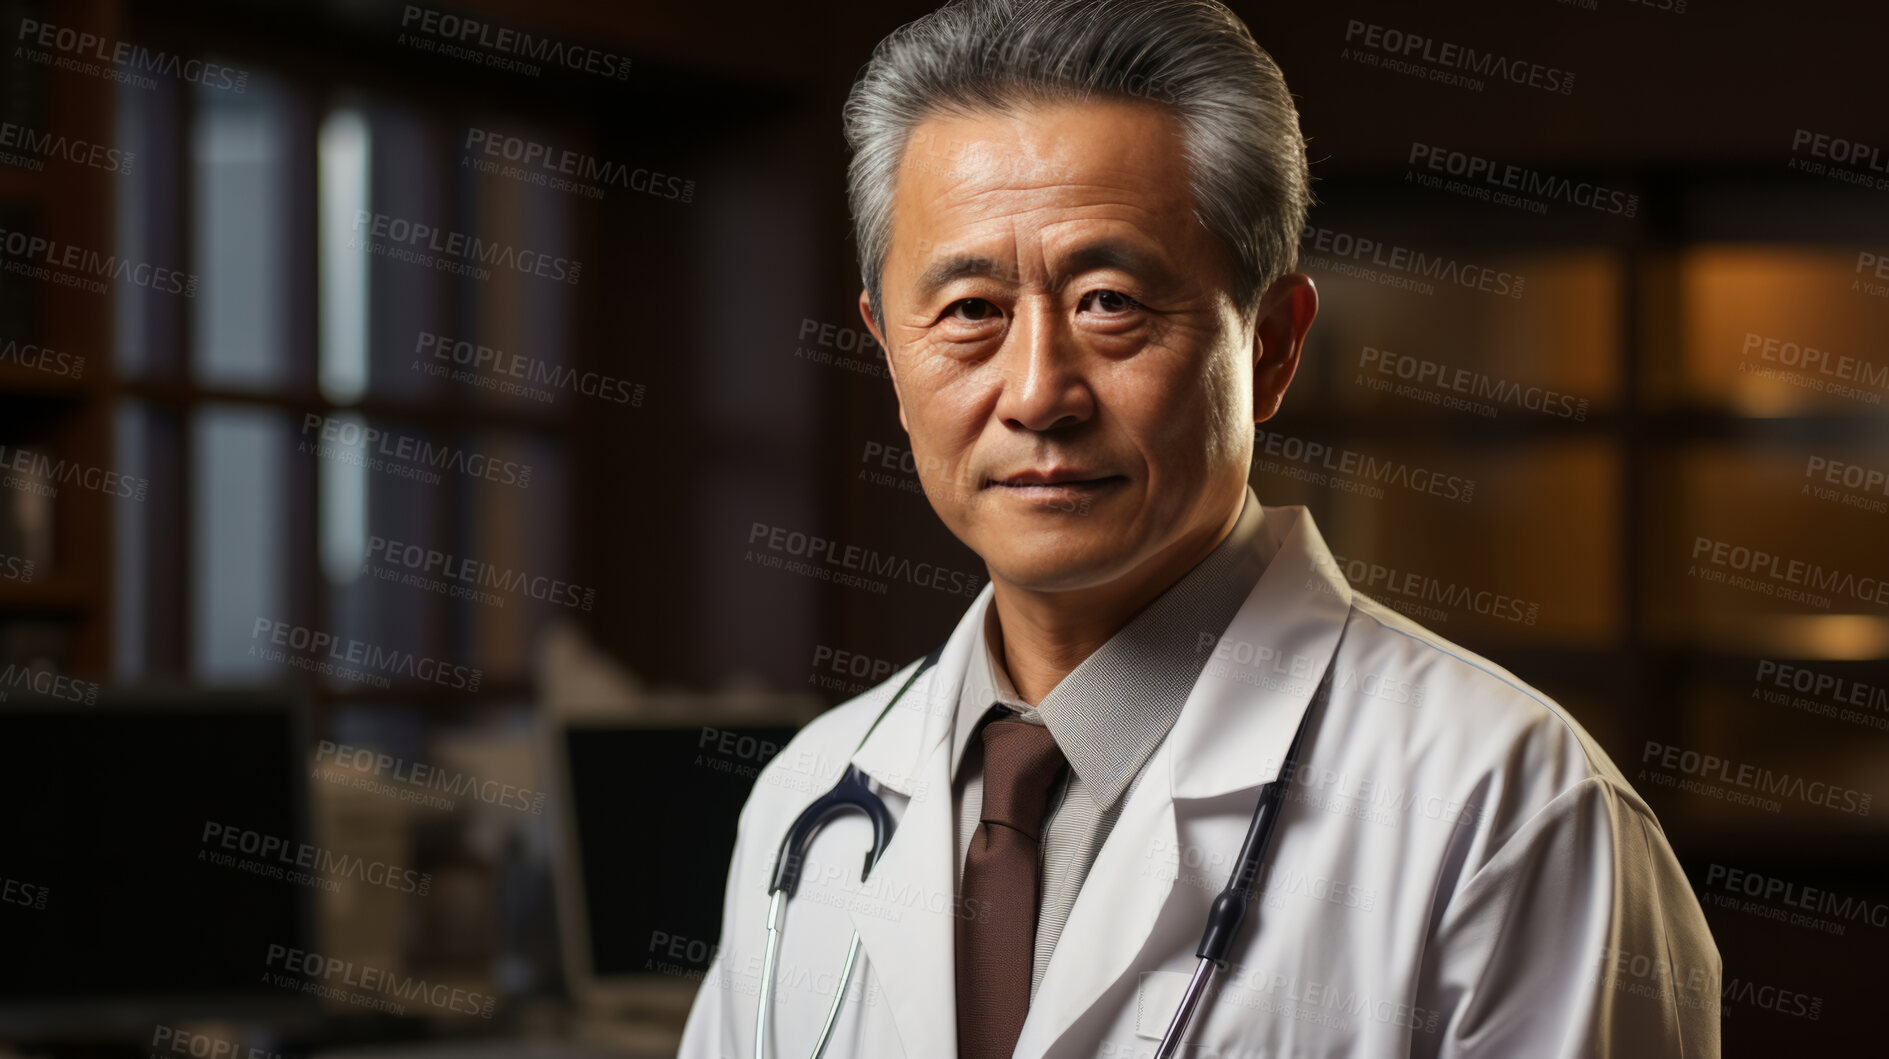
top-left (0, 576), bottom-right (96, 613)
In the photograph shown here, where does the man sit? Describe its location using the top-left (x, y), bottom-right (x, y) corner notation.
top-left (681, 1), bottom-right (1720, 1056)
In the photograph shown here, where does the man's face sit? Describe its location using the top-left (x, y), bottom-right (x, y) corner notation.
top-left (861, 98), bottom-right (1279, 593)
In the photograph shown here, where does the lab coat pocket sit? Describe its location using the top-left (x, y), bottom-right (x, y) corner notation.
top-left (1134, 970), bottom-right (1194, 1039)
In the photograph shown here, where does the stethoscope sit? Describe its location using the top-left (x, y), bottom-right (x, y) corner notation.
top-left (756, 624), bottom-right (1343, 1059)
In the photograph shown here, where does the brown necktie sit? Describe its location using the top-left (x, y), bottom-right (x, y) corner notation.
top-left (956, 715), bottom-right (1067, 1059)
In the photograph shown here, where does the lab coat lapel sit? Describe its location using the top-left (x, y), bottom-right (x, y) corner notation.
top-left (1166, 504), bottom-right (1354, 800)
top-left (849, 583), bottom-right (989, 797)
top-left (1014, 741), bottom-right (1179, 1058)
top-left (1016, 505), bottom-right (1355, 1056)
top-left (844, 735), bottom-right (958, 1059)
top-left (843, 584), bottom-right (993, 1059)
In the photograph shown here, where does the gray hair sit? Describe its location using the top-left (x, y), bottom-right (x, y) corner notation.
top-left (843, 0), bottom-right (1315, 332)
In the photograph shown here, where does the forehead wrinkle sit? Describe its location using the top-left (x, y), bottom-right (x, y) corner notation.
top-left (913, 237), bottom-right (1178, 304)
top-left (946, 181), bottom-right (1172, 222)
top-left (892, 103), bottom-right (1205, 301)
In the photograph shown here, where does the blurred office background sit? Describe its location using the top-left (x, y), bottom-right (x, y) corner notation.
top-left (0, 0), bottom-right (1884, 1055)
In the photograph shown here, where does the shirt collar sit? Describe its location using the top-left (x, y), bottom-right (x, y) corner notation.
top-left (950, 484), bottom-right (1276, 807)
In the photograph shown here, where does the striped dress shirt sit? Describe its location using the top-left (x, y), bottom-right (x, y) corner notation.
top-left (949, 483), bottom-right (1280, 997)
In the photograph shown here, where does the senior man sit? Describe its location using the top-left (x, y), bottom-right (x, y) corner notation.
top-left (681, 1), bottom-right (1719, 1057)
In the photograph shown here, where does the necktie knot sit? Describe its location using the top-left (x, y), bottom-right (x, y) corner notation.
top-left (977, 717), bottom-right (1067, 840)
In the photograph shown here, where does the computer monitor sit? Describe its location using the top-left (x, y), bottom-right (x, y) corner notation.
top-left (0, 683), bottom-right (316, 1039)
top-left (546, 695), bottom-right (818, 1016)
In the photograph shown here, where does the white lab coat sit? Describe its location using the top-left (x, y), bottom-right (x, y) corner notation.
top-left (679, 503), bottom-right (1721, 1058)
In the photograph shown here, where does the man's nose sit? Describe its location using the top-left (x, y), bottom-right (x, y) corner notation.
top-left (991, 301), bottom-right (1095, 433)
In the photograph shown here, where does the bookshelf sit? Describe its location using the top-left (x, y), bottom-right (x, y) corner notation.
top-left (0, 0), bottom-right (119, 679)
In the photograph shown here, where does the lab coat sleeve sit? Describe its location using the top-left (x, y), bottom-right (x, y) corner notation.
top-left (677, 781), bottom-right (760, 1059)
top-left (677, 943), bottom-right (734, 1059)
top-left (1413, 775), bottom-right (1722, 1059)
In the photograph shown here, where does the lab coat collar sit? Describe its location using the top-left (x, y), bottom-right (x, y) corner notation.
top-left (849, 502), bottom-right (1355, 801)
top-left (848, 578), bottom-right (990, 796)
top-left (1163, 503), bottom-right (1354, 800)
top-left (840, 504), bottom-right (1352, 1059)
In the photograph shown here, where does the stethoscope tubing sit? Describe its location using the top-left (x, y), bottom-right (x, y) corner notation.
top-left (755, 621), bottom-right (1345, 1059)
top-left (756, 649), bottom-right (939, 1059)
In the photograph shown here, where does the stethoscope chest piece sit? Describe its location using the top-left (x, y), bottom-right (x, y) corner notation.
top-left (754, 649), bottom-right (935, 1059)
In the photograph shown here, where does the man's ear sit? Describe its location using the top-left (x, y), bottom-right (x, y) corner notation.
top-left (860, 288), bottom-right (909, 433)
top-left (1252, 273), bottom-right (1318, 424)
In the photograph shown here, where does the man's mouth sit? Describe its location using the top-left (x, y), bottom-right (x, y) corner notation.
top-left (985, 470), bottom-right (1126, 493)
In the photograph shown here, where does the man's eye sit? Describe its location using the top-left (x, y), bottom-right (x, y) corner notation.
top-left (1081, 289), bottom-right (1143, 314)
top-left (945, 298), bottom-right (999, 323)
